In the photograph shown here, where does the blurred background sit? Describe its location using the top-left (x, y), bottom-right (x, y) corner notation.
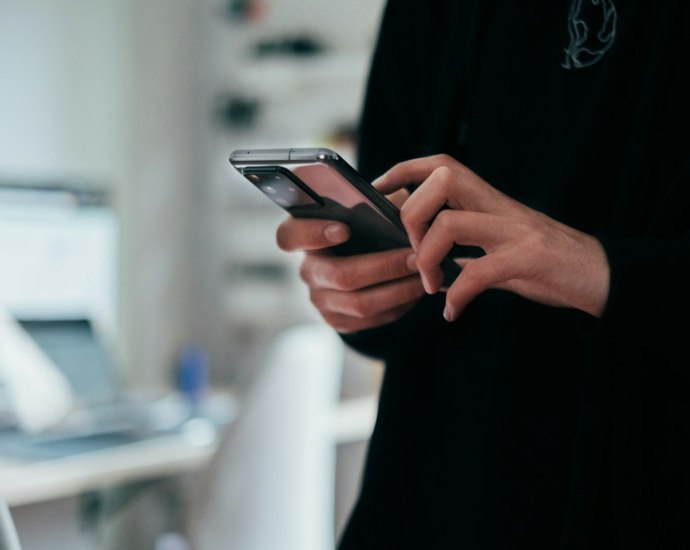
top-left (0, 0), bottom-right (387, 548)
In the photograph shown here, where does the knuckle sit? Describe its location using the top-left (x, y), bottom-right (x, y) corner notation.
top-left (399, 204), bottom-right (415, 226)
top-left (525, 228), bottom-right (546, 249)
top-left (391, 251), bottom-right (410, 279)
top-left (326, 315), bottom-right (357, 334)
top-left (308, 288), bottom-right (324, 311)
top-left (415, 251), bottom-right (436, 272)
top-left (348, 294), bottom-right (370, 319)
top-left (298, 259), bottom-right (311, 283)
top-left (433, 165), bottom-right (454, 186)
top-left (300, 254), bottom-right (326, 286)
top-left (309, 257), bottom-right (340, 289)
top-left (322, 313), bottom-right (346, 332)
top-left (435, 153), bottom-right (453, 165)
top-left (381, 310), bottom-right (401, 326)
top-left (377, 259), bottom-right (395, 283)
top-left (522, 216), bottom-right (542, 233)
top-left (434, 209), bottom-right (455, 230)
top-left (516, 219), bottom-right (547, 253)
top-left (390, 160), bottom-right (406, 175)
top-left (383, 163), bottom-right (403, 184)
top-left (460, 262), bottom-right (484, 285)
top-left (516, 216), bottom-right (538, 232)
top-left (396, 278), bottom-right (420, 303)
top-left (330, 266), bottom-right (353, 291)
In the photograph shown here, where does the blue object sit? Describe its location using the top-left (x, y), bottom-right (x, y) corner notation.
top-left (177, 344), bottom-right (209, 408)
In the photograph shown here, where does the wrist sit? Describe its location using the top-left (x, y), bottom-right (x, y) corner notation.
top-left (582, 236), bottom-right (611, 318)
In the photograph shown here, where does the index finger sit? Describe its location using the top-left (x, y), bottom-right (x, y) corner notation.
top-left (416, 210), bottom-right (510, 293)
top-left (372, 154), bottom-right (463, 195)
top-left (276, 217), bottom-right (350, 252)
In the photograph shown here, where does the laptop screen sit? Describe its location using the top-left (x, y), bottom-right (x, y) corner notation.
top-left (17, 319), bottom-right (120, 407)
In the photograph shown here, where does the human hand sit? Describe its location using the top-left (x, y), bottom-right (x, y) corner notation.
top-left (276, 188), bottom-right (425, 333)
top-left (373, 155), bottom-right (611, 322)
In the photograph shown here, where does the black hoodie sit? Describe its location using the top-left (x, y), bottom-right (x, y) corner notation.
top-left (339, 1), bottom-right (690, 548)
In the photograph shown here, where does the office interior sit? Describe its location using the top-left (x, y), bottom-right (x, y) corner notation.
top-left (0, 1), bottom-right (386, 548)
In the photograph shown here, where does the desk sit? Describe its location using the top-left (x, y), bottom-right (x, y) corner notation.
top-left (0, 414), bottom-right (228, 550)
top-left (0, 384), bottom-right (376, 549)
top-left (0, 430), bottom-right (218, 508)
top-left (0, 389), bottom-right (238, 509)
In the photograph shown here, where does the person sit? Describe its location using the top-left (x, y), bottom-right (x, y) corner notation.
top-left (277, 1), bottom-right (690, 548)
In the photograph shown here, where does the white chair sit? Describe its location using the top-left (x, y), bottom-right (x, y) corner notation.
top-left (0, 497), bottom-right (21, 550)
top-left (191, 323), bottom-right (344, 550)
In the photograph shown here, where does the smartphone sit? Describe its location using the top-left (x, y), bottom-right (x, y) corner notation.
top-left (229, 147), bottom-right (460, 288)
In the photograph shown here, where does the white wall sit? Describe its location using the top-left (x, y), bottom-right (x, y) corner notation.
top-left (0, 0), bottom-right (208, 389)
top-left (0, 0), bottom-right (126, 184)
top-left (117, 0), bottom-right (206, 388)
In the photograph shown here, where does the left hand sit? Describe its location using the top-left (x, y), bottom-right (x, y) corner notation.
top-left (373, 155), bottom-right (611, 322)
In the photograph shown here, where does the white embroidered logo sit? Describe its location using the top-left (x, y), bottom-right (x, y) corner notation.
top-left (562, 0), bottom-right (618, 69)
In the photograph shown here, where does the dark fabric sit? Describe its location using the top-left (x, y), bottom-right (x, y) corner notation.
top-left (339, 1), bottom-right (690, 548)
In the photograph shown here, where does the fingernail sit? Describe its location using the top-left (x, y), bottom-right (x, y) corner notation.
top-left (371, 176), bottom-right (384, 188)
top-left (422, 274), bottom-right (432, 294)
top-left (443, 306), bottom-right (454, 322)
top-left (324, 223), bottom-right (348, 244)
top-left (406, 253), bottom-right (418, 272)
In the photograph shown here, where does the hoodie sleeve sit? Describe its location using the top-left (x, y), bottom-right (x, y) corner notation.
top-left (339, 324), bottom-right (393, 361)
top-left (588, 231), bottom-right (690, 354)
top-left (583, 153), bottom-right (690, 355)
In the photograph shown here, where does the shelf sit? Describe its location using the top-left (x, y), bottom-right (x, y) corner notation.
top-left (221, 209), bottom-right (293, 262)
top-left (234, 51), bottom-right (371, 98)
top-left (223, 281), bottom-right (317, 327)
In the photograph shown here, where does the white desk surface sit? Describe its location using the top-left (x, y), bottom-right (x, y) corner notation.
top-left (0, 392), bottom-right (377, 508)
top-left (0, 431), bottom-right (218, 508)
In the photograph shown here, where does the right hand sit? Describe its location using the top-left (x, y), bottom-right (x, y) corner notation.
top-left (276, 192), bottom-right (425, 333)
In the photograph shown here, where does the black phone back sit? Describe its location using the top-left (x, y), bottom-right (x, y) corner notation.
top-left (289, 198), bottom-right (410, 256)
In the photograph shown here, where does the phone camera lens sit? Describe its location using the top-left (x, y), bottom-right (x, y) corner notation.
top-left (287, 187), bottom-right (296, 192)
top-left (263, 186), bottom-right (277, 194)
top-left (247, 174), bottom-right (259, 181)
